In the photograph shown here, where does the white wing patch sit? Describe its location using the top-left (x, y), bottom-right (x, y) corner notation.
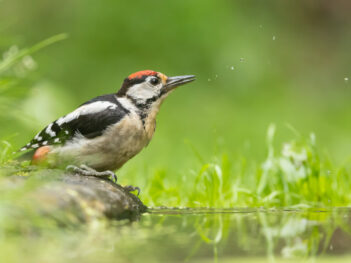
top-left (45, 123), bottom-right (56, 137)
top-left (18, 100), bottom-right (120, 153)
top-left (56, 101), bottom-right (118, 126)
top-left (34, 135), bottom-right (43, 141)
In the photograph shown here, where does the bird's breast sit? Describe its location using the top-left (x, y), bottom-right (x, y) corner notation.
top-left (86, 112), bottom-right (150, 170)
top-left (53, 112), bottom-right (151, 171)
top-left (101, 113), bottom-right (149, 158)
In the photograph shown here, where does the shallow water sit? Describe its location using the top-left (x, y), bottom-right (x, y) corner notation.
top-left (27, 207), bottom-right (351, 263)
top-left (124, 207), bottom-right (351, 262)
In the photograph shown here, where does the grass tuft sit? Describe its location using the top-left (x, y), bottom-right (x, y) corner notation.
top-left (140, 124), bottom-right (351, 208)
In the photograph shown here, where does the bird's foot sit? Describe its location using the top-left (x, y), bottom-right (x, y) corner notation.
top-left (66, 164), bottom-right (117, 183)
top-left (124, 185), bottom-right (141, 196)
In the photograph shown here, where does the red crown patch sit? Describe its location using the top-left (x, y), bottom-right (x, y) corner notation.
top-left (128, 70), bottom-right (157, 80)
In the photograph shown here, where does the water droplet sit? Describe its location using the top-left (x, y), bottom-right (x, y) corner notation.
top-left (345, 77), bottom-right (349, 83)
top-left (272, 35), bottom-right (276, 41)
top-left (330, 244), bottom-right (333, 250)
top-left (240, 58), bottom-right (244, 62)
top-left (230, 66), bottom-right (235, 70)
top-left (259, 25), bottom-right (263, 29)
top-left (208, 78), bottom-right (211, 82)
top-left (215, 74), bottom-right (218, 79)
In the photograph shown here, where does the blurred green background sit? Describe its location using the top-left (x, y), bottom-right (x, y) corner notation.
top-left (2, 2), bottom-right (351, 262)
top-left (1, 0), bottom-right (351, 179)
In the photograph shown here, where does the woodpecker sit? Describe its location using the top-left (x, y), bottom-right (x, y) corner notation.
top-left (18, 70), bottom-right (195, 182)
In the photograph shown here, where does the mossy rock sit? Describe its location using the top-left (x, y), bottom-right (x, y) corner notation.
top-left (4, 169), bottom-right (147, 224)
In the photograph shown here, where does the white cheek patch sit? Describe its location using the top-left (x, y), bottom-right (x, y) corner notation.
top-left (127, 83), bottom-right (161, 102)
top-left (127, 83), bottom-right (155, 99)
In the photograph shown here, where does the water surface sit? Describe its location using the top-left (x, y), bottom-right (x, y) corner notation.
top-left (127, 208), bottom-right (351, 262)
top-left (24, 207), bottom-right (351, 263)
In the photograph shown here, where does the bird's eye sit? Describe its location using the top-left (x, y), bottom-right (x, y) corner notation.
top-left (150, 77), bottom-right (159, 85)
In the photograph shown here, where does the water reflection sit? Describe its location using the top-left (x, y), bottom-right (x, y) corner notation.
top-left (132, 208), bottom-right (351, 262)
top-left (50, 208), bottom-right (351, 262)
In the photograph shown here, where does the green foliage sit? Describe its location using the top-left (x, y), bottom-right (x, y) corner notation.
top-left (138, 124), bottom-right (351, 208)
top-left (0, 34), bottom-right (68, 164)
top-left (0, 34), bottom-right (67, 75)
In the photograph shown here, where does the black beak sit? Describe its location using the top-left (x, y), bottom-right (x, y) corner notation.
top-left (163, 75), bottom-right (196, 92)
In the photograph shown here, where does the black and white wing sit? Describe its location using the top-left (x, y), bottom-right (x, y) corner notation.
top-left (19, 94), bottom-right (129, 152)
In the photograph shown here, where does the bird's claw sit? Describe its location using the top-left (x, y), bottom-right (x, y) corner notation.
top-left (66, 164), bottom-right (117, 183)
top-left (124, 185), bottom-right (141, 196)
top-left (110, 173), bottom-right (118, 183)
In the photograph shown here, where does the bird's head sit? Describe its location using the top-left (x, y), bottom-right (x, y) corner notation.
top-left (116, 70), bottom-right (195, 106)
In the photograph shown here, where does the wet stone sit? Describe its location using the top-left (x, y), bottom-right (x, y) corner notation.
top-left (8, 169), bottom-right (147, 223)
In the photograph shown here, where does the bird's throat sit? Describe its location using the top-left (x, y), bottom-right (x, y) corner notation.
top-left (140, 93), bottom-right (169, 140)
